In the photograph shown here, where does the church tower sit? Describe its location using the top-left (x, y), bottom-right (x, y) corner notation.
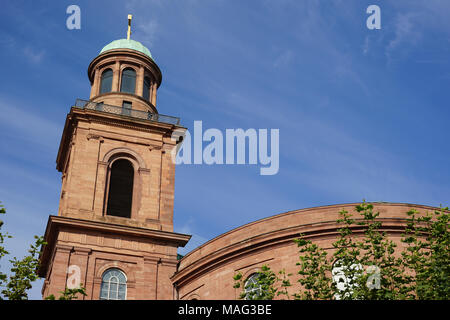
top-left (39, 16), bottom-right (190, 300)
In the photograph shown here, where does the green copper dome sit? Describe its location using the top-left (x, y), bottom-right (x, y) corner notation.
top-left (99, 39), bottom-right (153, 59)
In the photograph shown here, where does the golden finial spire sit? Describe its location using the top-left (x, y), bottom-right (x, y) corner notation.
top-left (127, 14), bottom-right (132, 40)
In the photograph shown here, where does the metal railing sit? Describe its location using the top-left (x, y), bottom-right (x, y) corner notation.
top-left (73, 99), bottom-right (180, 125)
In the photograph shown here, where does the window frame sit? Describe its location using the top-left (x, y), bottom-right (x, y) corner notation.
top-left (143, 75), bottom-right (152, 101)
top-left (120, 67), bottom-right (137, 94)
top-left (122, 100), bottom-right (132, 116)
top-left (244, 273), bottom-right (264, 300)
top-left (102, 148), bottom-right (147, 221)
top-left (100, 268), bottom-right (127, 300)
top-left (99, 68), bottom-right (113, 94)
top-left (105, 158), bottom-right (135, 219)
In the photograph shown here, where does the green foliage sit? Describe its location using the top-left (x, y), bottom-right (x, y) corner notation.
top-left (0, 202), bottom-right (12, 288)
top-left (233, 201), bottom-right (449, 300)
top-left (44, 286), bottom-right (87, 300)
top-left (329, 208), bottom-right (362, 300)
top-left (402, 207), bottom-right (450, 299)
top-left (233, 264), bottom-right (291, 300)
top-left (0, 201), bottom-right (47, 300)
top-left (294, 237), bottom-right (333, 300)
top-left (1, 235), bottom-right (47, 300)
top-left (329, 202), bottom-right (411, 300)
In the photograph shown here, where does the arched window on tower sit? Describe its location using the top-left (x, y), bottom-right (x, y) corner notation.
top-left (100, 268), bottom-right (127, 300)
top-left (99, 69), bottom-right (113, 94)
top-left (143, 76), bottom-right (151, 101)
top-left (120, 68), bottom-right (136, 94)
top-left (106, 159), bottom-right (134, 218)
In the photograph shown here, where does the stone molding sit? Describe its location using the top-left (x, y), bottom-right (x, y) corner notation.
top-left (38, 215), bottom-right (191, 277)
top-left (171, 202), bottom-right (447, 287)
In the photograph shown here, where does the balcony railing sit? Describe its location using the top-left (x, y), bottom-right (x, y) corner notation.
top-left (73, 99), bottom-right (180, 125)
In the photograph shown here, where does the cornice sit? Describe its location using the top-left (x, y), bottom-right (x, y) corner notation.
top-left (171, 202), bottom-right (447, 287)
top-left (90, 92), bottom-right (157, 113)
top-left (177, 202), bottom-right (445, 265)
top-left (47, 215), bottom-right (191, 244)
top-left (56, 107), bottom-right (185, 172)
top-left (171, 218), bottom-right (408, 287)
top-left (72, 107), bottom-right (182, 132)
top-left (38, 215), bottom-right (190, 277)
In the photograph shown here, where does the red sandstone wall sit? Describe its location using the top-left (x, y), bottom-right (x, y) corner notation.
top-left (173, 203), bottom-right (441, 300)
top-left (42, 226), bottom-right (180, 300)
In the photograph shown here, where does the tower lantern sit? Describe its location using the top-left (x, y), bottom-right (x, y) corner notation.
top-left (87, 18), bottom-right (161, 113)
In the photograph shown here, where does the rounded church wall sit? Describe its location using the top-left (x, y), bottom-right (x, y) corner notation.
top-left (173, 202), bottom-right (440, 300)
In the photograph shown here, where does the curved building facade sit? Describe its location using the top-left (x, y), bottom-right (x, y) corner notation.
top-left (172, 202), bottom-right (439, 300)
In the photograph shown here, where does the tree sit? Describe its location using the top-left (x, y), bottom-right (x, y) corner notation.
top-left (401, 207), bottom-right (450, 299)
top-left (0, 201), bottom-right (87, 300)
top-left (44, 286), bottom-right (87, 300)
top-left (1, 235), bottom-right (46, 300)
top-left (233, 201), bottom-right (449, 300)
top-left (0, 202), bottom-right (11, 290)
top-left (293, 236), bottom-right (333, 300)
top-left (233, 265), bottom-right (291, 300)
top-left (0, 201), bottom-right (47, 300)
top-left (327, 202), bottom-right (411, 300)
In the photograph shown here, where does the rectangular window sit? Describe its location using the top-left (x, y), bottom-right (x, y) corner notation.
top-left (100, 69), bottom-right (113, 94)
top-left (122, 101), bottom-right (132, 116)
top-left (120, 68), bottom-right (136, 94)
top-left (143, 76), bottom-right (151, 101)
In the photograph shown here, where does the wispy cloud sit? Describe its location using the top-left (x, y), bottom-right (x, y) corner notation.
top-left (415, 59), bottom-right (448, 64)
top-left (0, 97), bottom-right (61, 149)
top-left (273, 50), bottom-right (294, 68)
top-left (134, 20), bottom-right (158, 46)
top-left (385, 13), bottom-right (422, 62)
top-left (362, 35), bottom-right (369, 55)
top-left (175, 218), bottom-right (208, 256)
top-left (125, 0), bottom-right (166, 47)
top-left (0, 29), bottom-right (45, 65)
top-left (0, 32), bottom-right (15, 49)
top-left (23, 46), bottom-right (45, 64)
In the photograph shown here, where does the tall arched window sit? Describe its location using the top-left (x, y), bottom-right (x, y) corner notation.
top-left (143, 76), bottom-right (151, 101)
top-left (100, 268), bottom-right (127, 300)
top-left (99, 69), bottom-right (113, 94)
top-left (106, 159), bottom-right (134, 218)
top-left (120, 68), bottom-right (136, 94)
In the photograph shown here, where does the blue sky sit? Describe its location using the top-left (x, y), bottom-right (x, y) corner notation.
top-left (0, 0), bottom-right (449, 299)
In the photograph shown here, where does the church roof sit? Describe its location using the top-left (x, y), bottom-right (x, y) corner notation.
top-left (99, 39), bottom-right (153, 59)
